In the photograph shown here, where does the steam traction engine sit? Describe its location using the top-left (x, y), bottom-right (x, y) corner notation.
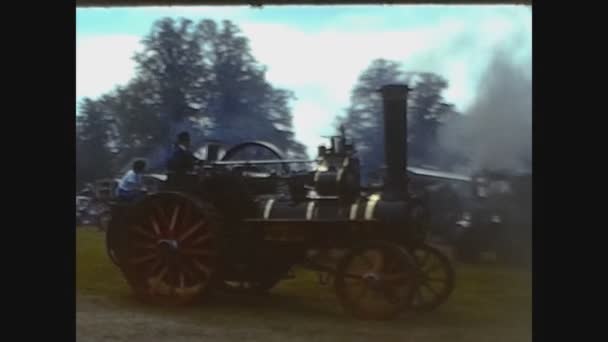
top-left (106, 84), bottom-right (455, 320)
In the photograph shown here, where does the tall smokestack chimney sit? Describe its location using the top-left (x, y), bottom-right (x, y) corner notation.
top-left (379, 84), bottom-right (410, 201)
top-left (207, 143), bottom-right (220, 161)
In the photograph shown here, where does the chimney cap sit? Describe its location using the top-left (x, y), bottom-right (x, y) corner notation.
top-left (378, 84), bottom-right (411, 100)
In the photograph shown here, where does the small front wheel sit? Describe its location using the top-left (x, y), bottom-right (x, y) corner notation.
top-left (334, 241), bottom-right (418, 320)
top-left (408, 244), bottom-right (455, 312)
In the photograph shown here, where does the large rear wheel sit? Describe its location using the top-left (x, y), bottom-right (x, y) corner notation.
top-left (119, 193), bottom-right (221, 305)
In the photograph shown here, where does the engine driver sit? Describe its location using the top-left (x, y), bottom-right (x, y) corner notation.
top-left (167, 131), bottom-right (198, 173)
top-left (166, 131), bottom-right (200, 189)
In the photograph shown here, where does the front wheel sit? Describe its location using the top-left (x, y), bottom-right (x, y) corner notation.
top-left (408, 244), bottom-right (455, 312)
top-left (334, 241), bottom-right (418, 320)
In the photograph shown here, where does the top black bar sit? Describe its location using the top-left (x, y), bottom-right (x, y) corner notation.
top-left (76, 0), bottom-right (532, 7)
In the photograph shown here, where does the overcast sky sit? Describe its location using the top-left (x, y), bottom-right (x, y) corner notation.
top-left (76, 5), bottom-right (531, 155)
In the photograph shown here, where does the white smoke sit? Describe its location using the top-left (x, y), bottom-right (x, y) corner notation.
top-left (438, 46), bottom-right (531, 174)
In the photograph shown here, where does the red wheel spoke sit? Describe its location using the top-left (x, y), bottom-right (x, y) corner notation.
top-left (189, 231), bottom-right (211, 246)
top-left (146, 258), bottom-right (163, 276)
top-left (120, 194), bottom-right (220, 305)
top-left (177, 220), bottom-right (207, 243)
top-left (150, 217), bottom-right (161, 236)
top-left (130, 225), bottom-right (156, 240)
top-left (130, 252), bottom-right (157, 265)
top-left (134, 242), bottom-right (156, 250)
top-left (180, 248), bottom-right (216, 257)
top-left (154, 205), bottom-right (168, 226)
top-left (180, 203), bottom-right (192, 232)
top-left (153, 265), bottom-right (169, 282)
top-left (148, 266), bottom-right (170, 295)
top-left (169, 205), bottom-right (181, 233)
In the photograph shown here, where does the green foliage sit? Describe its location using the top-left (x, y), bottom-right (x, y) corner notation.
top-left (338, 59), bottom-right (461, 180)
top-left (76, 17), bottom-right (307, 186)
top-left (76, 99), bottom-right (117, 188)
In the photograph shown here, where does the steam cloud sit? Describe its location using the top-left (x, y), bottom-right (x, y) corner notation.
top-left (438, 48), bottom-right (532, 174)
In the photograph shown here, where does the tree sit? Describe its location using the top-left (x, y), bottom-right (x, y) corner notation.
top-left (338, 59), bottom-right (459, 181)
top-left (405, 72), bottom-right (457, 166)
top-left (76, 98), bottom-right (115, 188)
top-left (196, 19), bottom-right (307, 158)
top-left (337, 59), bottom-right (404, 180)
top-left (94, 79), bottom-right (170, 171)
top-left (130, 17), bottom-right (307, 159)
top-left (134, 18), bottom-right (209, 126)
top-left (76, 17), bottom-right (308, 178)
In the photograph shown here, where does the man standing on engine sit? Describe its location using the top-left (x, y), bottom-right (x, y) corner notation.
top-left (166, 131), bottom-right (199, 189)
top-left (167, 131), bottom-right (198, 173)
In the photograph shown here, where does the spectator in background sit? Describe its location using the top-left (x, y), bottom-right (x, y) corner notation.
top-left (116, 160), bottom-right (147, 202)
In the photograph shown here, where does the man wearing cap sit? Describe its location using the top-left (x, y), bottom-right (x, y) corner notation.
top-left (166, 131), bottom-right (199, 189)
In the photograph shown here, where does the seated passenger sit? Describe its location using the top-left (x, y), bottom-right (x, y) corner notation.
top-left (116, 160), bottom-right (147, 202)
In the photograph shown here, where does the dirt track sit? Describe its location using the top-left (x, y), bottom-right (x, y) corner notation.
top-left (77, 290), bottom-right (530, 342)
top-left (76, 293), bottom-right (411, 342)
top-left (77, 229), bottom-right (531, 342)
top-left (77, 295), bottom-right (260, 342)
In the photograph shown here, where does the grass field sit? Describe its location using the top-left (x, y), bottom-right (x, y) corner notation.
top-left (76, 227), bottom-right (531, 342)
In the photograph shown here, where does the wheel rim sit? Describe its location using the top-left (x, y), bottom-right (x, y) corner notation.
top-left (122, 193), bottom-right (218, 305)
top-left (335, 242), bottom-right (417, 320)
top-left (410, 244), bottom-right (455, 312)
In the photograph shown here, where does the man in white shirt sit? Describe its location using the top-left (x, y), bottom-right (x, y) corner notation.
top-left (116, 160), bottom-right (147, 202)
